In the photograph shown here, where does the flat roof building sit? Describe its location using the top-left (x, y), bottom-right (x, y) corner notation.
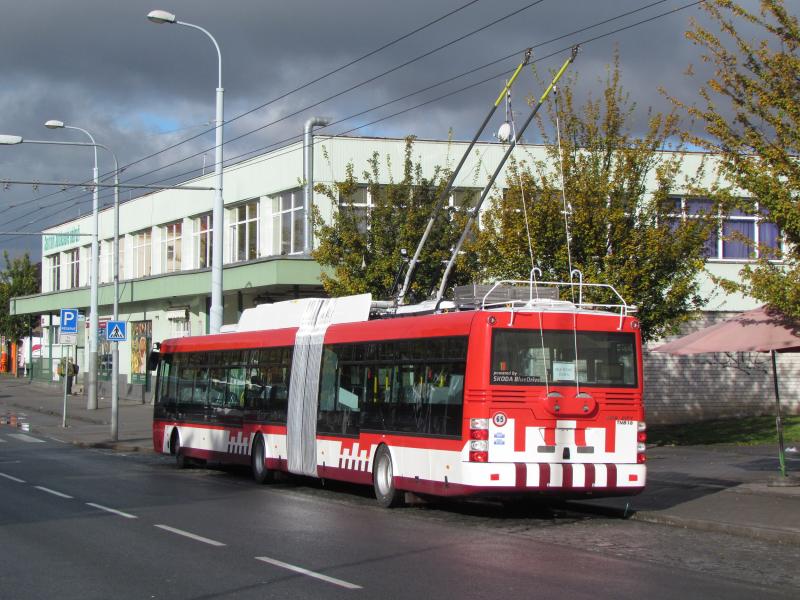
top-left (8, 133), bottom-right (796, 422)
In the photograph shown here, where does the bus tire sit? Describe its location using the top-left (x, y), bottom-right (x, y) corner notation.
top-left (372, 445), bottom-right (404, 508)
top-left (251, 435), bottom-right (272, 484)
top-left (171, 429), bottom-right (188, 469)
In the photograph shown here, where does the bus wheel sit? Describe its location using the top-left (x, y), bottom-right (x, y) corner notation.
top-left (171, 430), bottom-right (188, 469)
top-left (251, 435), bottom-right (272, 484)
top-left (372, 445), bottom-right (404, 508)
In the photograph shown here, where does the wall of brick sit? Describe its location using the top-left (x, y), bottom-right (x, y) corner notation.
top-left (643, 312), bottom-right (800, 424)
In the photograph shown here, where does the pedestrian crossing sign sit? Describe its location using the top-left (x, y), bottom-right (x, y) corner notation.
top-left (106, 320), bottom-right (127, 342)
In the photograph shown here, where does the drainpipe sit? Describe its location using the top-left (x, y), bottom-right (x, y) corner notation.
top-left (303, 117), bottom-right (331, 255)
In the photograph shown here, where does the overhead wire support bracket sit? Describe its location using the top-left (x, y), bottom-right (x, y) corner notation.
top-left (394, 47), bottom-right (533, 308)
top-left (0, 179), bottom-right (215, 191)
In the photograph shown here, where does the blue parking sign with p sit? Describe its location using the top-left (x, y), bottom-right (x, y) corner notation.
top-left (60, 308), bottom-right (79, 334)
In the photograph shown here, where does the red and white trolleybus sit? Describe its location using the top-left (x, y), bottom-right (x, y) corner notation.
top-left (153, 280), bottom-right (646, 507)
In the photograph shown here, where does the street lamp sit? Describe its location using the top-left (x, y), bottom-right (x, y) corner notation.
top-left (0, 130), bottom-right (121, 437)
top-left (148, 9), bottom-right (224, 334)
top-left (43, 120), bottom-right (102, 412)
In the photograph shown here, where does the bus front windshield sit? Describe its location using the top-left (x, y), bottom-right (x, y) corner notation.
top-left (491, 329), bottom-right (637, 388)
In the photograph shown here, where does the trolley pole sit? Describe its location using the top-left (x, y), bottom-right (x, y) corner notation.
top-left (434, 46), bottom-right (579, 310)
top-left (396, 48), bottom-right (532, 307)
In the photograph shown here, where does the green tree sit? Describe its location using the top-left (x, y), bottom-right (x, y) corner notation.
top-left (0, 251), bottom-right (40, 341)
top-left (313, 137), bottom-right (473, 301)
top-left (472, 60), bottom-right (713, 342)
top-left (673, 0), bottom-right (800, 317)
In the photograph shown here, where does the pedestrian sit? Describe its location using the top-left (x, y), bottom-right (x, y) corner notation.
top-left (65, 359), bottom-right (73, 395)
top-left (71, 361), bottom-right (79, 395)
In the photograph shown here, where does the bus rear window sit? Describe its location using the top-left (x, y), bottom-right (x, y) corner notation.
top-left (491, 329), bottom-right (637, 387)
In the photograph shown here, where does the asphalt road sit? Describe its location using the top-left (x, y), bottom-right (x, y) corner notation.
top-left (0, 431), bottom-right (794, 600)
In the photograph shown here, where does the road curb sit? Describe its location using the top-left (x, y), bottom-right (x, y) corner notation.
top-left (631, 510), bottom-right (800, 546)
top-left (10, 401), bottom-right (107, 426)
top-left (73, 440), bottom-right (154, 454)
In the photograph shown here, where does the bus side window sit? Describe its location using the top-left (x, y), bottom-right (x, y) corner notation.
top-left (177, 366), bottom-right (196, 406)
top-left (208, 367), bottom-right (226, 407)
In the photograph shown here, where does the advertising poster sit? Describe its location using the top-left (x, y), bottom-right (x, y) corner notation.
top-left (98, 320), bottom-right (111, 381)
top-left (130, 320), bottom-right (152, 385)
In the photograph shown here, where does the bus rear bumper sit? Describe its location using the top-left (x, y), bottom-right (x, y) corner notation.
top-left (459, 461), bottom-right (645, 495)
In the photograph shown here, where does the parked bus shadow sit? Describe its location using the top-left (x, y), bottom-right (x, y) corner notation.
top-left (173, 460), bottom-right (761, 522)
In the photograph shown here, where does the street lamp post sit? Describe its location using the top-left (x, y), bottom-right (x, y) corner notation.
top-left (43, 121), bottom-right (100, 411)
top-left (148, 9), bottom-right (224, 334)
top-left (0, 132), bottom-right (119, 432)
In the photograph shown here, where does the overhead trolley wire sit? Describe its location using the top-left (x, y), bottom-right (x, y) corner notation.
top-left (0, 1), bottom-right (488, 221)
top-left (1, 0), bottom-right (551, 232)
top-left (101, 0), bottom-right (675, 194)
top-left (123, 0), bottom-right (692, 189)
top-left (119, 0), bottom-right (549, 186)
top-left (1, 1), bottom-right (701, 240)
top-left (115, 0), bottom-right (486, 176)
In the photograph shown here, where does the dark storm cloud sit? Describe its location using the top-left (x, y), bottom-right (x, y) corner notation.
top-left (0, 0), bottom-right (766, 258)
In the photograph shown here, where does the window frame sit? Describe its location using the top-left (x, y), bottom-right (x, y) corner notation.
top-left (161, 221), bottom-right (183, 273)
top-left (65, 248), bottom-right (80, 289)
top-left (49, 253), bottom-right (61, 292)
top-left (668, 196), bottom-right (784, 262)
top-left (270, 189), bottom-right (305, 256)
top-left (132, 229), bottom-right (152, 278)
top-left (193, 213), bottom-right (212, 269)
top-left (228, 200), bottom-right (260, 263)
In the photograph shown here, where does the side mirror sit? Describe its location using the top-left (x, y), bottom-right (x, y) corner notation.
top-left (147, 351), bottom-right (161, 372)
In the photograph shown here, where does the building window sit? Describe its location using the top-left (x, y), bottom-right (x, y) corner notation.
top-left (161, 221), bottom-right (183, 273)
top-left (668, 197), bottom-right (782, 261)
top-left (49, 254), bottom-right (61, 292)
top-left (722, 207), bottom-right (755, 260)
top-left (450, 188), bottom-right (480, 214)
top-left (99, 239), bottom-right (123, 283)
top-left (100, 240), bottom-right (111, 283)
top-left (66, 249), bottom-right (80, 289)
top-left (194, 214), bottom-right (212, 269)
top-left (684, 198), bottom-right (719, 258)
top-left (271, 189), bottom-right (305, 255)
top-left (758, 208), bottom-right (782, 259)
top-left (133, 230), bottom-right (152, 278)
top-left (229, 200), bottom-right (259, 262)
top-left (169, 317), bottom-right (190, 338)
top-left (118, 238), bottom-right (125, 281)
top-left (337, 186), bottom-right (369, 236)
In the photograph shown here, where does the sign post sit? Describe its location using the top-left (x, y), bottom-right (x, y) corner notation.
top-left (105, 320), bottom-right (127, 441)
top-left (62, 344), bottom-right (69, 428)
top-left (59, 309), bottom-right (79, 428)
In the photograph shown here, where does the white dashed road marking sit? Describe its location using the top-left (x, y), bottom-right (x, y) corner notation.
top-left (154, 524), bottom-right (226, 547)
top-left (86, 502), bottom-right (138, 519)
top-left (8, 434), bottom-right (46, 443)
top-left (0, 472), bottom-right (25, 483)
top-left (255, 556), bottom-right (363, 590)
top-left (35, 486), bottom-right (73, 499)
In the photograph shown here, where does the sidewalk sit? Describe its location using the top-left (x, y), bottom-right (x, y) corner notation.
top-left (0, 375), bottom-right (153, 452)
top-left (2, 374), bottom-right (799, 544)
top-left (569, 444), bottom-right (800, 545)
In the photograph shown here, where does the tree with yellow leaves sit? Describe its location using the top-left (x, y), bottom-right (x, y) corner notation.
top-left (673, 0), bottom-right (800, 317)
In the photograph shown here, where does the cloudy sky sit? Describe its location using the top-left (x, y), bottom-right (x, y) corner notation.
top-left (0, 0), bottom-right (761, 260)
